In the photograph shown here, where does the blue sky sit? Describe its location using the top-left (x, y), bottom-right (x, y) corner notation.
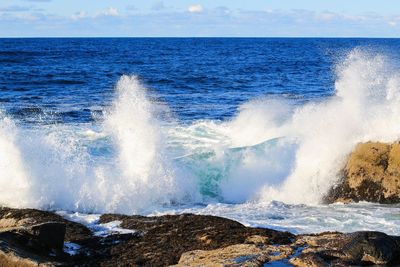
top-left (1, 0), bottom-right (400, 37)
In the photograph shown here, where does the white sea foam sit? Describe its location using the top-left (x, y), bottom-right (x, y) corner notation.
top-left (0, 112), bottom-right (31, 208)
top-left (152, 201), bottom-right (400, 235)
top-left (0, 49), bottom-right (399, 216)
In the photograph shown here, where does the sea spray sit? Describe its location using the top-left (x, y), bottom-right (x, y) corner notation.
top-left (0, 76), bottom-right (197, 213)
top-left (0, 112), bottom-right (31, 208)
top-left (171, 49), bottom-right (400, 205)
top-left (255, 49), bottom-right (400, 203)
top-left (0, 50), bottom-right (400, 213)
top-left (101, 75), bottom-right (197, 212)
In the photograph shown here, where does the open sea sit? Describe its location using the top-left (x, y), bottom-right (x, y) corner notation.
top-left (1, 38), bottom-right (400, 234)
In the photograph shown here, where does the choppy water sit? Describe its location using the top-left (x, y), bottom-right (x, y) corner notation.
top-left (2, 38), bottom-right (400, 234)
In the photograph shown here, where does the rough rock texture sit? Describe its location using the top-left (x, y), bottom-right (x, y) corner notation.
top-left (325, 141), bottom-right (400, 203)
top-left (97, 213), bottom-right (294, 266)
top-left (0, 207), bottom-right (93, 266)
top-left (0, 222), bottom-right (69, 266)
top-left (0, 207), bottom-right (92, 242)
top-left (173, 243), bottom-right (292, 267)
top-left (0, 207), bottom-right (399, 266)
top-left (291, 231), bottom-right (400, 266)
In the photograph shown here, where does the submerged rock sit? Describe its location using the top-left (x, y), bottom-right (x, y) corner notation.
top-left (325, 141), bottom-right (400, 203)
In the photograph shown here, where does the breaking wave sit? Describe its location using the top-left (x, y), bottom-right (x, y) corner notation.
top-left (1, 49), bottom-right (400, 214)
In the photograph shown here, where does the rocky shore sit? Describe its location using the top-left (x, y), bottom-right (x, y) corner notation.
top-left (2, 141), bottom-right (400, 266)
top-left (0, 207), bottom-right (399, 266)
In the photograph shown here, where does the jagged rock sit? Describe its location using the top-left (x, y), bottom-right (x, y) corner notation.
top-left (325, 142), bottom-right (400, 203)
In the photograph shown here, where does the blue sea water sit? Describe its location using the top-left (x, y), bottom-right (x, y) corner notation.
top-left (2, 37), bottom-right (399, 123)
top-left (2, 38), bottom-right (400, 234)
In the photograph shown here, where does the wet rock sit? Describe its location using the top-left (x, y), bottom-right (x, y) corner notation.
top-left (325, 142), bottom-right (400, 203)
top-left (174, 243), bottom-right (293, 267)
top-left (341, 231), bottom-right (400, 265)
top-left (0, 224), bottom-right (66, 266)
top-left (25, 222), bottom-right (66, 251)
top-left (0, 208), bottom-right (398, 266)
top-left (294, 231), bottom-right (400, 266)
top-left (289, 252), bottom-right (326, 267)
top-left (0, 207), bottom-right (92, 242)
top-left (98, 213), bottom-right (295, 266)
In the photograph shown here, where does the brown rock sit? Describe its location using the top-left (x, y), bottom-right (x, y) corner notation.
top-left (325, 141), bottom-right (400, 203)
top-left (0, 207), bottom-right (398, 267)
top-left (97, 213), bottom-right (295, 266)
top-left (174, 244), bottom-right (293, 267)
top-left (289, 253), bottom-right (327, 267)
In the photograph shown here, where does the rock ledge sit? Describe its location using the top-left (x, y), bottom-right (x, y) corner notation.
top-left (0, 207), bottom-right (398, 266)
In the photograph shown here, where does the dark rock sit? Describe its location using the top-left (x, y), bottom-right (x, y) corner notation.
top-left (0, 207), bottom-right (92, 242)
top-left (0, 225), bottom-right (66, 266)
top-left (341, 231), bottom-right (400, 264)
top-left (0, 208), bottom-right (399, 266)
top-left (26, 222), bottom-right (66, 251)
top-left (293, 231), bottom-right (400, 266)
top-left (97, 213), bottom-right (295, 266)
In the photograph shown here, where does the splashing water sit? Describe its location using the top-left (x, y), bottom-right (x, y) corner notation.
top-left (0, 49), bottom-right (400, 218)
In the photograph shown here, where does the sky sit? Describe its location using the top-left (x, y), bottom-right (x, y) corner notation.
top-left (0, 0), bottom-right (400, 37)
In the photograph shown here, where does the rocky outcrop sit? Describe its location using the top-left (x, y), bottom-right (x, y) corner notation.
top-left (325, 141), bottom-right (400, 203)
top-left (97, 213), bottom-right (294, 266)
top-left (291, 231), bottom-right (400, 266)
top-left (0, 207), bottom-right (399, 266)
top-left (0, 207), bottom-right (92, 242)
top-left (0, 207), bottom-right (92, 266)
top-left (0, 222), bottom-right (66, 266)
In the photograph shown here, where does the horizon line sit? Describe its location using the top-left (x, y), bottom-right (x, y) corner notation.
top-left (1, 36), bottom-right (400, 39)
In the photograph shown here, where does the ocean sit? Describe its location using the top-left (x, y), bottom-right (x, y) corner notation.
top-left (1, 38), bottom-right (400, 234)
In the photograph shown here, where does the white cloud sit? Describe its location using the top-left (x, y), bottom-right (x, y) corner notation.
top-left (316, 12), bottom-right (336, 21)
top-left (188, 4), bottom-right (203, 13)
top-left (97, 7), bottom-right (119, 17)
top-left (71, 11), bottom-right (87, 20)
top-left (1, 6), bottom-right (399, 37)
